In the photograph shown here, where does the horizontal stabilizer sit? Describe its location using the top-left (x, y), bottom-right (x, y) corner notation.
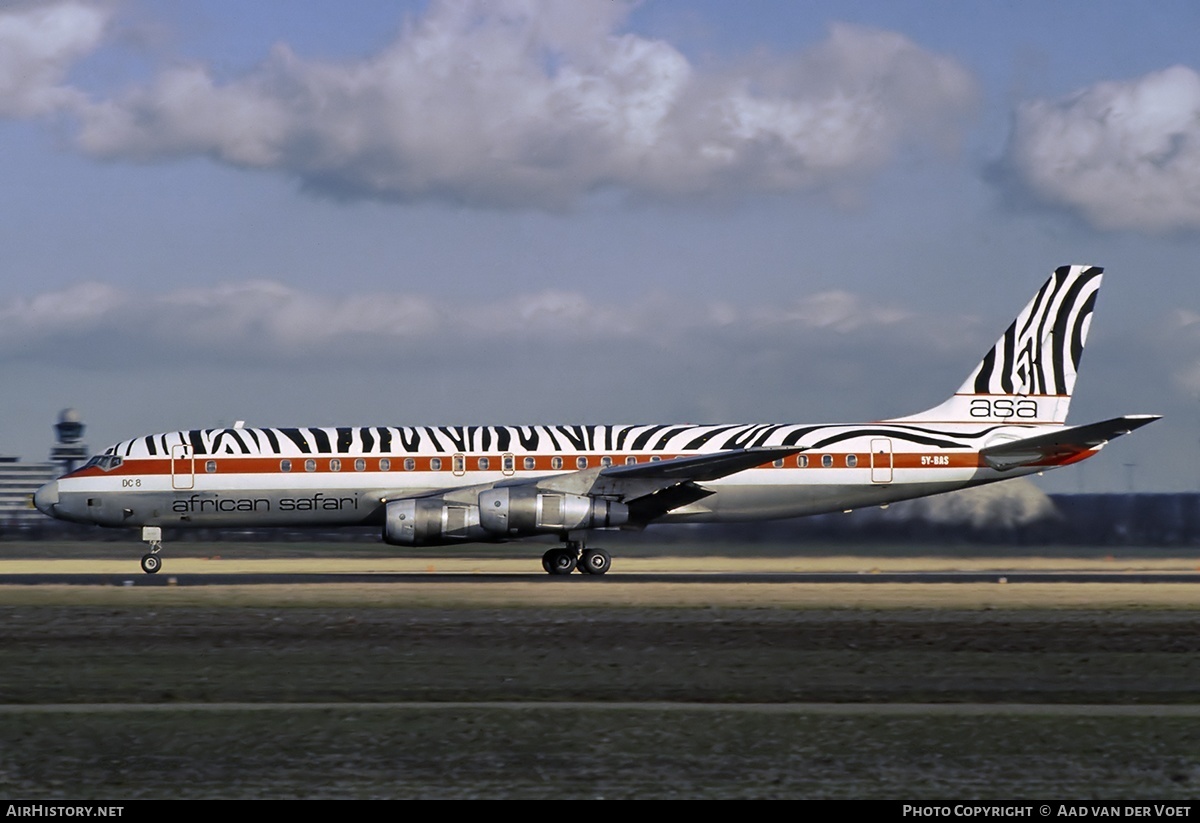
top-left (980, 415), bottom-right (1160, 471)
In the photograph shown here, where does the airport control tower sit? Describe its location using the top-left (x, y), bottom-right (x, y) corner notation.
top-left (49, 408), bottom-right (89, 474)
top-left (0, 409), bottom-right (87, 528)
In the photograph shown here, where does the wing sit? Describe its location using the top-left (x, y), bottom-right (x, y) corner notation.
top-left (382, 445), bottom-right (804, 520)
top-left (532, 445), bottom-right (802, 493)
top-left (527, 445), bottom-right (804, 523)
top-left (980, 415), bottom-right (1160, 471)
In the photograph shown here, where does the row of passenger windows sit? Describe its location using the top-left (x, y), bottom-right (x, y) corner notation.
top-left (268, 454), bottom-right (668, 473)
top-left (277, 458), bottom-right (378, 473)
top-left (193, 453), bottom-right (865, 474)
top-left (773, 455), bottom-right (858, 468)
top-left (238, 453), bottom-right (861, 473)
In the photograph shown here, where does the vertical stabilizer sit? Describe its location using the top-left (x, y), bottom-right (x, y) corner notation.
top-left (889, 265), bottom-right (1103, 425)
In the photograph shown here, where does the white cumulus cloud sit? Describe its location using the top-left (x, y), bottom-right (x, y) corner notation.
top-left (0, 1), bottom-right (108, 117)
top-left (68, 0), bottom-right (977, 208)
top-left (0, 279), bottom-right (932, 365)
top-left (998, 66), bottom-right (1200, 232)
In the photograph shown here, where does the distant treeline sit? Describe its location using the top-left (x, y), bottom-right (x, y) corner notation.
top-left (7, 493), bottom-right (1200, 547)
top-left (737, 493), bottom-right (1200, 547)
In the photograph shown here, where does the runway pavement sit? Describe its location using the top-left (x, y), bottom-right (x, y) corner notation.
top-left (3, 570), bottom-right (1200, 585)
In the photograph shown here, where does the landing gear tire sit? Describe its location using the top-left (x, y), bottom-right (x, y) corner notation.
top-left (140, 553), bottom-right (162, 575)
top-left (578, 548), bottom-right (611, 575)
top-left (542, 548), bottom-right (576, 576)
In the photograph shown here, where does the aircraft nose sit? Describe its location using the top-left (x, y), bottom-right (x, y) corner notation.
top-left (33, 480), bottom-right (59, 517)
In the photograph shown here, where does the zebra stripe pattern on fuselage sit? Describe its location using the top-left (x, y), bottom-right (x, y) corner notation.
top-left (105, 420), bottom-right (1022, 461)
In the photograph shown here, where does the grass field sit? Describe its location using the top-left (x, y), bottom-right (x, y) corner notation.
top-left (2, 542), bottom-right (1199, 799)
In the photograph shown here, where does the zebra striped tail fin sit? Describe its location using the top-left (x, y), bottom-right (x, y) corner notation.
top-left (890, 265), bottom-right (1104, 425)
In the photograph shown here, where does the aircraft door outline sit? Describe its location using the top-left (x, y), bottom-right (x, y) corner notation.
top-left (171, 444), bottom-right (195, 490)
top-left (870, 438), bottom-right (893, 484)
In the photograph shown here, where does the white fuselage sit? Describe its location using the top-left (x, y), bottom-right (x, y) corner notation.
top-left (38, 420), bottom-right (1080, 534)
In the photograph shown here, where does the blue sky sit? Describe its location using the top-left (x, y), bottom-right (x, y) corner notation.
top-left (1, 0), bottom-right (1198, 493)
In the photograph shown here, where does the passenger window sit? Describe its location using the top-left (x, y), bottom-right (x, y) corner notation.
top-left (503, 456), bottom-right (514, 472)
top-left (305, 459), bottom-right (317, 472)
top-left (576, 456), bottom-right (588, 469)
top-left (379, 458), bottom-right (391, 471)
top-left (846, 455), bottom-right (858, 468)
top-left (430, 458), bottom-right (442, 471)
top-left (280, 460), bottom-right (292, 472)
top-left (551, 456), bottom-right (563, 470)
top-left (650, 456), bottom-right (661, 463)
top-left (478, 457), bottom-right (490, 471)
top-left (625, 456), bottom-right (637, 465)
top-left (600, 456), bottom-right (612, 468)
top-left (523, 456), bottom-right (536, 470)
top-left (354, 458), bottom-right (366, 472)
top-left (797, 455), bottom-right (808, 468)
top-left (821, 455), bottom-right (833, 468)
top-left (329, 458), bottom-right (341, 472)
top-left (205, 460), bottom-right (217, 473)
top-left (404, 458), bottom-right (415, 471)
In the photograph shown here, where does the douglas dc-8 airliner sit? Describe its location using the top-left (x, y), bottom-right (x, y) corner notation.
top-left (35, 265), bottom-right (1158, 575)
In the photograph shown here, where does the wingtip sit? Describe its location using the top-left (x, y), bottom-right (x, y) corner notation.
top-left (1113, 414), bottom-right (1162, 436)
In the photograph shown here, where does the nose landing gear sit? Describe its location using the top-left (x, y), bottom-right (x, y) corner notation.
top-left (140, 526), bottom-right (163, 574)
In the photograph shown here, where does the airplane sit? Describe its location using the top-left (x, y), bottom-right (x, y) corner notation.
top-left (34, 264), bottom-right (1158, 576)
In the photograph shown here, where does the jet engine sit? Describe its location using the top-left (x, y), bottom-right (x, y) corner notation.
top-left (383, 497), bottom-right (488, 546)
top-left (477, 487), bottom-right (628, 536)
top-left (383, 487), bottom-right (629, 546)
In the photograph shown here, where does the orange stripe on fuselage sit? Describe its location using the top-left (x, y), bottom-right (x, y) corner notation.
top-left (65, 450), bottom-right (995, 479)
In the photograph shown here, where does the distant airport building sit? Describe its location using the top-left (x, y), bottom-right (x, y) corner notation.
top-left (0, 409), bottom-right (88, 529)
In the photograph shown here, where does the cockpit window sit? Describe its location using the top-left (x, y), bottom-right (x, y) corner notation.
top-left (83, 455), bottom-right (123, 472)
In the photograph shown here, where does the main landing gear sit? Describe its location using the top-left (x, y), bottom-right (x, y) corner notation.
top-left (140, 526), bottom-right (163, 575)
top-left (541, 539), bottom-right (612, 576)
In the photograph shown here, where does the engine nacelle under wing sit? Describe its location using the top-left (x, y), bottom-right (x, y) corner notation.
top-left (478, 487), bottom-right (629, 536)
top-left (383, 497), bottom-right (488, 546)
top-left (383, 487), bottom-right (630, 546)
